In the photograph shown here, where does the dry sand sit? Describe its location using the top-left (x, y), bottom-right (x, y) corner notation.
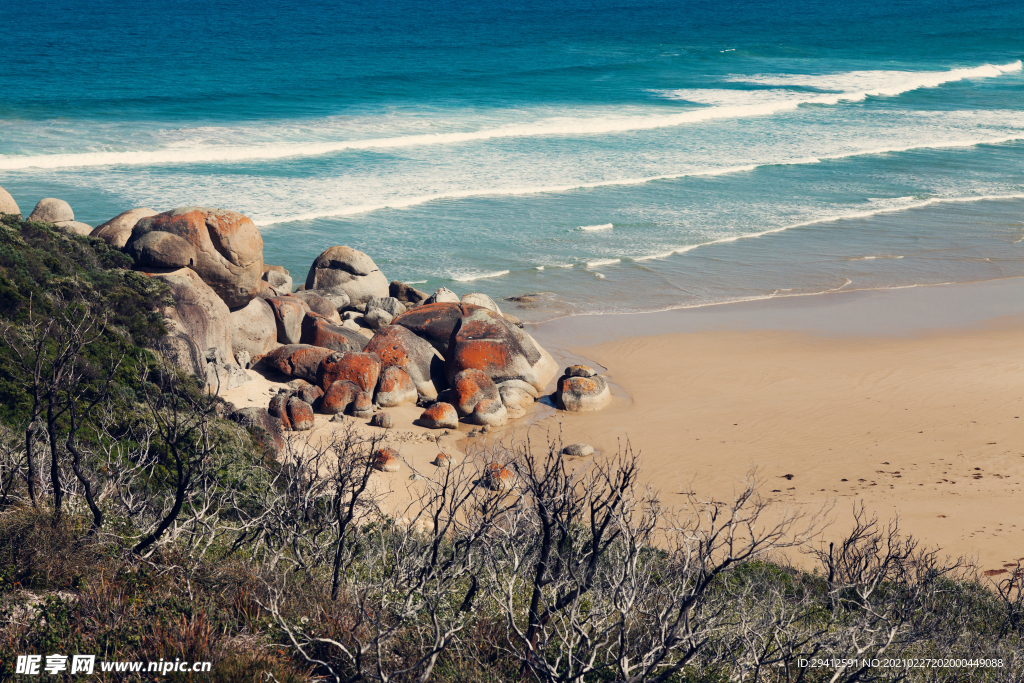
top-left (530, 278), bottom-right (1024, 576)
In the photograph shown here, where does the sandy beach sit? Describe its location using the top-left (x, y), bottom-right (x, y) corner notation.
top-left (530, 277), bottom-right (1024, 575)
top-left (222, 277), bottom-right (1023, 575)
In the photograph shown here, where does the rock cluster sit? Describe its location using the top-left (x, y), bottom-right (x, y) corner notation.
top-left (0, 188), bottom-right (612, 437)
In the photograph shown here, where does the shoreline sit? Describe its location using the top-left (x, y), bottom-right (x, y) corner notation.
top-left (528, 277), bottom-right (1024, 573)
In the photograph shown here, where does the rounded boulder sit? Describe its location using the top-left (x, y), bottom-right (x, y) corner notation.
top-left (451, 368), bottom-right (500, 417)
top-left (373, 448), bottom-right (401, 472)
top-left (369, 411), bottom-right (393, 429)
top-left (316, 351), bottom-right (382, 393)
top-left (230, 297), bottom-right (279, 365)
top-left (375, 366), bottom-right (417, 407)
top-left (264, 344), bottom-right (334, 383)
top-left (148, 268), bottom-right (233, 377)
top-left (125, 231), bottom-right (198, 269)
top-left (392, 302), bottom-right (481, 355)
top-left (418, 402), bottom-right (459, 429)
top-left (470, 397), bottom-right (507, 427)
top-left (0, 186), bottom-right (20, 216)
top-left (304, 246), bottom-right (388, 306)
top-left (446, 307), bottom-right (558, 392)
top-left (557, 374), bottom-right (611, 412)
top-left (287, 397), bottom-right (315, 431)
top-left (28, 198), bottom-right (74, 223)
top-left (90, 208), bottom-right (158, 248)
top-left (321, 379), bottom-right (362, 415)
top-left (128, 207), bottom-right (264, 308)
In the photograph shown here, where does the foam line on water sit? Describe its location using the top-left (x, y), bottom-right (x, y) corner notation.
top-left (1, 61), bottom-right (1017, 171)
top-left (257, 133), bottom-right (1024, 224)
top-left (585, 258), bottom-right (621, 268)
top-left (449, 269), bottom-right (510, 282)
top-left (629, 193), bottom-right (1024, 263)
top-left (579, 223), bottom-right (613, 231)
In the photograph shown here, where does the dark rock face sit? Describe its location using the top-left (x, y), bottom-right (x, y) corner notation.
top-left (300, 313), bottom-right (369, 353)
top-left (321, 379), bottom-right (362, 415)
top-left (264, 344), bottom-right (334, 383)
top-left (287, 397), bottom-right (315, 431)
top-left (418, 402), bottom-right (459, 429)
top-left (291, 291), bottom-right (342, 323)
top-left (370, 411), bottom-right (393, 429)
top-left (445, 307), bottom-right (557, 392)
top-left (128, 207), bottom-right (264, 308)
top-left (304, 246), bottom-right (388, 306)
top-left (125, 231), bottom-right (198, 269)
top-left (364, 324), bottom-right (445, 399)
top-left (90, 208), bottom-right (158, 248)
top-left (316, 351), bottom-right (382, 393)
top-left (262, 265), bottom-right (293, 294)
top-left (389, 280), bottom-right (428, 304)
top-left (565, 365), bottom-right (598, 378)
top-left (296, 383), bottom-right (324, 407)
top-left (265, 296), bottom-right (311, 345)
top-left (375, 366), bottom-right (417, 407)
top-left (268, 392), bottom-right (292, 431)
top-left (450, 368), bottom-right (500, 417)
top-left (367, 296), bottom-right (406, 317)
top-left (391, 302), bottom-right (480, 355)
top-left (28, 198), bottom-right (74, 223)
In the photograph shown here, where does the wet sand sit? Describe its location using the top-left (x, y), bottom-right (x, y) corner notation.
top-left (528, 278), bottom-right (1024, 575)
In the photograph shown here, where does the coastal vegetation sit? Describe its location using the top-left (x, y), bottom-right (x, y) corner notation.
top-left (0, 211), bottom-right (1022, 681)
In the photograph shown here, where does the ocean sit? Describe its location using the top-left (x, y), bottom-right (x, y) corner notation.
top-left (1, 0), bottom-right (1022, 319)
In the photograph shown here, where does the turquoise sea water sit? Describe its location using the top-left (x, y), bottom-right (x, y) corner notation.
top-left (1, 0), bottom-right (1022, 318)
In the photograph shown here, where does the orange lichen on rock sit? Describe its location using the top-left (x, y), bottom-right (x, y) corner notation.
top-left (419, 402), bottom-right (459, 429)
top-left (485, 463), bottom-right (516, 491)
top-left (264, 344), bottom-right (333, 383)
top-left (373, 447), bottom-right (401, 472)
top-left (451, 368), bottom-right (500, 416)
top-left (316, 351), bottom-right (382, 392)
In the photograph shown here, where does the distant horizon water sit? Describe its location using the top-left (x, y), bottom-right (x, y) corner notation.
top-left (1, 0), bottom-right (1022, 319)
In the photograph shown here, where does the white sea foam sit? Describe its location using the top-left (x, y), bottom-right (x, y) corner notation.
top-left (405, 280), bottom-right (428, 284)
top-left (1, 61), bottom-right (1017, 171)
top-left (252, 133), bottom-right (1024, 224)
top-left (848, 255), bottom-right (905, 261)
top-left (578, 223), bottom-right (613, 231)
top-left (585, 258), bottom-right (620, 268)
top-left (594, 273), bottom-right (606, 279)
top-left (450, 269), bottom-right (510, 282)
